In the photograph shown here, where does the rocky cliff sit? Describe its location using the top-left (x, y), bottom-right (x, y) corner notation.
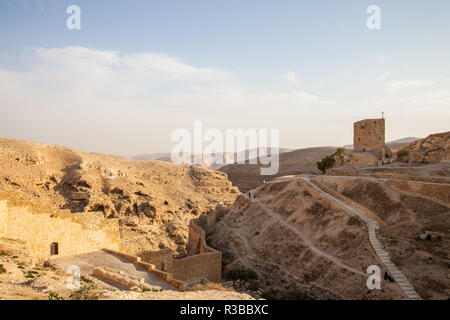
top-left (0, 137), bottom-right (239, 254)
top-left (397, 131), bottom-right (450, 164)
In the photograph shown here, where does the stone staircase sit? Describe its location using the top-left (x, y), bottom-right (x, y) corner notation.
top-left (301, 177), bottom-right (421, 300)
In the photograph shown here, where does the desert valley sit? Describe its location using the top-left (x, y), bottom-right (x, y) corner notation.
top-left (0, 119), bottom-right (448, 300)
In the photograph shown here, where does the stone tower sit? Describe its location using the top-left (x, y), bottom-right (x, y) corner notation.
top-left (353, 118), bottom-right (385, 159)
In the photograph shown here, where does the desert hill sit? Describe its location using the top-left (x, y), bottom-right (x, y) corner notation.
top-left (208, 174), bottom-right (449, 299)
top-left (219, 146), bottom-right (337, 192)
top-left (396, 131), bottom-right (450, 164)
top-left (0, 137), bottom-right (239, 255)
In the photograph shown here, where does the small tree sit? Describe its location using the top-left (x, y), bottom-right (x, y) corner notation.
top-left (316, 155), bottom-right (336, 174)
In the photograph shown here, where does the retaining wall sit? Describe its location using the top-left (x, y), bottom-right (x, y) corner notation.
top-left (102, 248), bottom-right (187, 291)
top-left (0, 200), bottom-right (120, 259)
top-left (384, 180), bottom-right (450, 208)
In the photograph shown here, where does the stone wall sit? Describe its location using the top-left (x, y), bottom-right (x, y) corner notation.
top-left (170, 250), bottom-right (222, 283)
top-left (102, 248), bottom-right (187, 291)
top-left (139, 205), bottom-right (226, 284)
top-left (350, 151), bottom-right (380, 168)
top-left (0, 200), bottom-right (120, 259)
top-left (139, 248), bottom-right (172, 270)
top-left (384, 180), bottom-right (450, 208)
top-left (354, 118), bottom-right (385, 159)
top-left (0, 200), bottom-right (7, 237)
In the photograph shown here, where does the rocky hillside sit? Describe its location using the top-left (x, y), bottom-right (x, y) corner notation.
top-left (396, 131), bottom-right (450, 164)
top-left (207, 178), bottom-right (404, 300)
top-left (207, 175), bottom-right (449, 299)
top-left (316, 175), bottom-right (449, 300)
top-left (0, 137), bottom-right (239, 254)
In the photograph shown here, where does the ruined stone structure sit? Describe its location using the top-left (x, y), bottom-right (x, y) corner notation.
top-left (0, 200), bottom-right (120, 259)
top-left (99, 205), bottom-right (227, 289)
top-left (352, 118), bottom-right (391, 168)
top-left (1, 194), bottom-right (226, 288)
top-left (138, 204), bottom-right (226, 284)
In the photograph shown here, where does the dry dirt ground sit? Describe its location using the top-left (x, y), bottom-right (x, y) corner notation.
top-left (0, 136), bottom-right (239, 254)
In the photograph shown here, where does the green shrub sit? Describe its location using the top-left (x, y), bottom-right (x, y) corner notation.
top-left (69, 284), bottom-right (99, 300)
top-left (316, 155), bottom-right (336, 174)
top-left (48, 291), bottom-right (63, 300)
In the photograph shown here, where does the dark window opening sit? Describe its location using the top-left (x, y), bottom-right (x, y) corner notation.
top-left (362, 148), bottom-right (366, 152)
top-left (50, 242), bottom-right (59, 255)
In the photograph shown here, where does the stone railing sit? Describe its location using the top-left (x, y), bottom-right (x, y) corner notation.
top-left (101, 248), bottom-right (187, 291)
top-left (93, 266), bottom-right (161, 291)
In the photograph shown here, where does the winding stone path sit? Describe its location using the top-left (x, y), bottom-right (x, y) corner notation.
top-left (245, 194), bottom-right (366, 276)
top-left (298, 176), bottom-right (421, 300)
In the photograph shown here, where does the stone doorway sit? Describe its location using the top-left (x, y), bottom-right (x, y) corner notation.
top-left (50, 242), bottom-right (59, 255)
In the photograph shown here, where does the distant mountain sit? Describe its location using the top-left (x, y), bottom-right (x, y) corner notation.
top-left (131, 153), bottom-right (171, 161)
top-left (129, 147), bottom-right (293, 170)
top-left (387, 137), bottom-right (421, 150)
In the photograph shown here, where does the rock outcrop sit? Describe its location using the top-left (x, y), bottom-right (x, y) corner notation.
top-left (0, 137), bottom-right (239, 254)
top-left (396, 131), bottom-right (450, 164)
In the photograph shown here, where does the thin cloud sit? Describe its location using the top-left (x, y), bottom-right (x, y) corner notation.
top-left (386, 80), bottom-right (435, 93)
top-left (374, 70), bottom-right (392, 82)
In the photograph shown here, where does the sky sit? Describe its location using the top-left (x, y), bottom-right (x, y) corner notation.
top-left (0, 0), bottom-right (449, 155)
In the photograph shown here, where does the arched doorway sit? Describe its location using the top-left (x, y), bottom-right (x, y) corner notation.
top-left (50, 242), bottom-right (59, 255)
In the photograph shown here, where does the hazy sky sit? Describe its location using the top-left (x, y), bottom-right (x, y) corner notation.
top-left (0, 0), bottom-right (449, 155)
